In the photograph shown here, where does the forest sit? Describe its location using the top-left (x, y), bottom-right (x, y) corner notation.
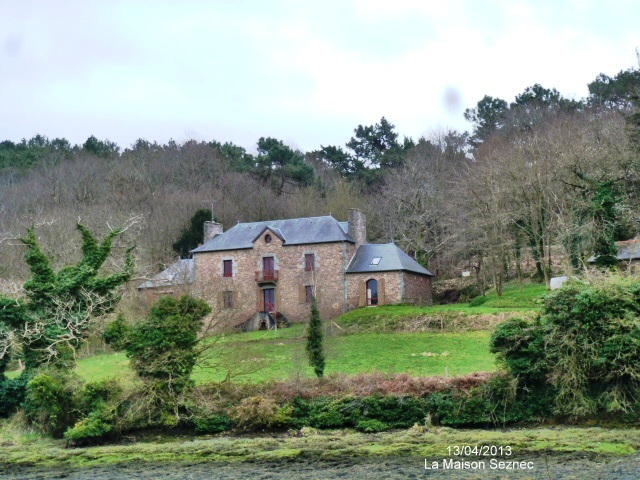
top-left (1, 66), bottom-right (640, 294)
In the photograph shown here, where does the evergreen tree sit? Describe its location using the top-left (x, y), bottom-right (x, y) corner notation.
top-left (172, 209), bottom-right (215, 258)
top-left (306, 297), bottom-right (325, 378)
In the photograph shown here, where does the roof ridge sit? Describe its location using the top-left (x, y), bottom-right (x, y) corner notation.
top-left (230, 214), bottom-right (336, 226)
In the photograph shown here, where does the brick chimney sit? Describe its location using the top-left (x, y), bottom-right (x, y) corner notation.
top-left (203, 221), bottom-right (223, 243)
top-left (348, 208), bottom-right (366, 248)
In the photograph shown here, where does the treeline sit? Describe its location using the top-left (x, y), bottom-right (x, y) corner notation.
top-left (1, 67), bottom-right (640, 290)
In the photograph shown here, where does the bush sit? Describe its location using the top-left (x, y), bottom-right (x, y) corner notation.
top-left (491, 317), bottom-right (548, 383)
top-left (289, 395), bottom-right (428, 431)
top-left (64, 407), bottom-right (116, 445)
top-left (230, 396), bottom-right (292, 430)
top-left (0, 374), bottom-right (28, 418)
top-left (193, 412), bottom-right (235, 434)
top-left (491, 275), bottom-right (640, 416)
top-left (426, 374), bottom-right (553, 427)
top-left (24, 371), bottom-right (80, 438)
top-left (355, 419), bottom-right (388, 433)
top-left (359, 395), bottom-right (427, 428)
top-left (64, 379), bottom-right (123, 445)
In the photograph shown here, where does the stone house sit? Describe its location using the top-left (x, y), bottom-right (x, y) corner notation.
top-left (140, 209), bottom-right (433, 329)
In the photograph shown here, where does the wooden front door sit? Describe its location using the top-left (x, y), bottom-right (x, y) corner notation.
top-left (263, 288), bottom-right (275, 312)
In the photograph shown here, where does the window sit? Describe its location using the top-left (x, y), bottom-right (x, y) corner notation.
top-left (370, 257), bottom-right (382, 266)
top-left (265, 234), bottom-right (272, 244)
top-left (223, 259), bottom-right (233, 277)
top-left (305, 253), bottom-right (315, 271)
top-left (223, 291), bottom-right (234, 309)
top-left (305, 285), bottom-right (314, 303)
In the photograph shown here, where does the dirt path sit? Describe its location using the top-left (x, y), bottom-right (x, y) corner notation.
top-left (3, 453), bottom-right (640, 480)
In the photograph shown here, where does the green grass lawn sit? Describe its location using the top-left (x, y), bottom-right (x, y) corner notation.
top-left (335, 281), bottom-right (546, 327)
top-left (8, 281), bottom-right (545, 385)
top-left (68, 325), bottom-right (495, 385)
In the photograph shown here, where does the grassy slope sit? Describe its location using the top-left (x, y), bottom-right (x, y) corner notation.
top-left (76, 326), bottom-right (494, 384)
top-left (10, 281), bottom-right (546, 384)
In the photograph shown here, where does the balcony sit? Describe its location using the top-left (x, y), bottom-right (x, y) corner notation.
top-left (255, 269), bottom-right (279, 283)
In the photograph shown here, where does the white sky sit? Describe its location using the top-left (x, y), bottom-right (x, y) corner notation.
top-left (1, 0), bottom-right (639, 152)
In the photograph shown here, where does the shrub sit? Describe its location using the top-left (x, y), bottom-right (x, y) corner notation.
top-left (359, 395), bottom-right (427, 428)
top-left (289, 395), bottom-right (428, 431)
top-left (491, 317), bottom-right (548, 384)
top-left (355, 419), bottom-right (388, 433)
top-left (425, 374), bottom-right (554, 428)
top-left (193, 412), bottom-right (235, 434)
top-left (64, 407), bottom-right (116, 445)
top-left (492, 275), bottom-right (640, 416)
top-left (230, 396), bottom-right (292, 430)
top-left (0, 374), bottom-right (28, 418)
top-left (64, 379), bottom-right (123, 445)
top-left (24, 371), bottom-right (79, 438)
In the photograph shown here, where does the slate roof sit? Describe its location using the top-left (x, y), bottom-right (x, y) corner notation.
top-left (346, 243), bottom-right (434, 276)
top-left (191, 215), bottom-right (355, 253)
top-left (587, 239), bottom-right (640, 263)
top-left (137, 259), bottom-right (195, 290)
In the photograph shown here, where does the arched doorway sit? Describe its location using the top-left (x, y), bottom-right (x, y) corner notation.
top-left (366, 279), bottom-right (378, 306)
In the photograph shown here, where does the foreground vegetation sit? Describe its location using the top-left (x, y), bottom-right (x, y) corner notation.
top-left (1, 424), bottom-right (638, 469)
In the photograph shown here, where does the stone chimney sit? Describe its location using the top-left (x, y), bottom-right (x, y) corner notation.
top-left (348, 208), bottom-right (367, 248)
top-left (203, 221), bottom-right (223, 243)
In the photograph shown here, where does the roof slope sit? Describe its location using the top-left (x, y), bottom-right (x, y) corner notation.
top-left (346, 243), bottom-right (434, 276)
top-left (137, 259), bottom-right (194, 289)
top-left (192, 215), bottom-right (354, 253)
top-left (587, 239), bottom-right (640, 263)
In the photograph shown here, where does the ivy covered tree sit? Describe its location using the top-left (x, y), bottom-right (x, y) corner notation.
top-left (0, 224), bottom-right (134, 373)
top-left (104, 295), bottom-right (211, 424)
top-left (172, 208), bottom-right (215, 258)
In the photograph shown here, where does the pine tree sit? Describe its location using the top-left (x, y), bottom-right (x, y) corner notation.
top-left (306, 297), bottom-right (325, 378)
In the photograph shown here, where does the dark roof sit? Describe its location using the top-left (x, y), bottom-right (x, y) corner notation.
top-left (346, 243), bottom-right (434, 276)
top-left (192, 215), bottom-right (355, 253)
top-left (587, 239), bottom-right (640, 263)
top-left (137, 259), bottom-right (194, 290)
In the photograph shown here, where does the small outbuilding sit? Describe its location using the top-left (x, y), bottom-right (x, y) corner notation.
top-left (346, 243), bottom-right (434, 306)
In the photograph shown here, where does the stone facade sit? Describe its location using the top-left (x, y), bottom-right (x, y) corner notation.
top-left (402, 271), bottom-right (433, 305)
top-left (194, 227), bottom-right (357, 327)
top-left (140, 212), bottom-right (435, 330)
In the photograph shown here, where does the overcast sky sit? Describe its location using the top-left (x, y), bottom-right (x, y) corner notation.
top-left (1, 0), bottom-right (639, 152)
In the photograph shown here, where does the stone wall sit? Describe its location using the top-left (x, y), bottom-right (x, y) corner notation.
top-left (402, 272), bottom-right (433, 305)
top-left (345, 271), bottom-right (404, 309)
top-left (345, 271), bottom-right (432, 309)
top-left (193, 229), bottom-right (356, 327)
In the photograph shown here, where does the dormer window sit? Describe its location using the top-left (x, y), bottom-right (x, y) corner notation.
top-left (265, 234), bottom-right (272, 244)
top-left (370, 257), bottom-right (382, 266)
